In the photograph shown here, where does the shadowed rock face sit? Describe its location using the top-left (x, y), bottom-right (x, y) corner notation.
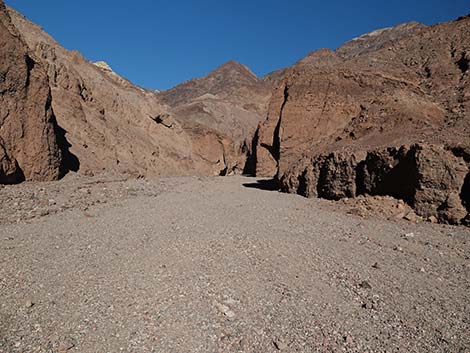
top-left (281, 144), bottom-right (470, 225)
top-left (0, 1), bottom-right (64, 183)
top-left (255, 17), bottom-right (470, 225)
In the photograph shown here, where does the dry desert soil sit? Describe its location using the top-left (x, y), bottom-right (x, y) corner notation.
top-left (0, 175), bottom-right (469, 353)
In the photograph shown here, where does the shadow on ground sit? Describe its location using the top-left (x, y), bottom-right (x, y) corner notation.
top-left (242, 178), bottom-right (279, 191)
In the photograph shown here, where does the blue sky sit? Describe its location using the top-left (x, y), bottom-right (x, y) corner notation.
top-left (5, 0), bottom-right (469, 90)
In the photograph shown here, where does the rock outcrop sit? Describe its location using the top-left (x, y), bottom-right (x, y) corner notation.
top-left (281, 144), bottom-right (470, 225)
top-left (255, 17), bottom-right (470, 225)
top-left (157, 60), bottom-right (273, 174)
top-left (0, 1), bottom-right (65, 183)
top-left (5, 7), bottom-right (273, 181)
top-left (3, 1), bottom-right (469, 228)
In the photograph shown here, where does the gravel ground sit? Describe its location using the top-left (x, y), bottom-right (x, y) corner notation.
top-left (0, 175), bottom-right (469, 353)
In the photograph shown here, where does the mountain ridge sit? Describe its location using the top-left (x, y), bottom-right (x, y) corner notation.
top-left (1, 0), bottom-right (469, 226)
top-left (254, 14), bottom-right (470, 225)
top-left (4, 2), bottom-right (270, 178)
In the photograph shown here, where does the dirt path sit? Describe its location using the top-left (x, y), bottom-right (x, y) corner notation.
top-left (0, 176), bottom-right (469, 352)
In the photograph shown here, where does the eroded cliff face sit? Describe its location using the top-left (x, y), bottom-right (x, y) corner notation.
top-left (0, 1), bottom-right (65, 183)
top-left (281, 145), bottom-right (470, 225)
top-left (255, 17), bottom-right (470, 225)
top-left (6, 7), bottom-right (272, 180)
top-left (8, 7), bottom-right (200, 178)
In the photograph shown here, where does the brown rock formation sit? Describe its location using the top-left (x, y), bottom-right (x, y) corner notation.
top-left (0, 1), bottom-right (64, 183)
top-left (255, 17), bottom-right (470, 225)
top-left (8, 7), bottom-right (195, 178)
top-left (336, 22), bottom-right (427, 58)
top-left (280, 144), bottom-right (470, 224)
top-left (257, 18), bottom-right (470, 178)
top-left (282, 144), bottom-right (470, 225)
top-left (158, 60), bottom-right (273, 175)
top-left (6, 7), bottom-right (272, 180)
top-left (3, 0), bottom-right (469, 229)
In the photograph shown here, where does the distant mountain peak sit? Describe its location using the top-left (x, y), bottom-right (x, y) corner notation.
top-left (218, 59), bottom-right (242, 68)
top-left (212, 60), bottom-right (258, 79)
top-left (158, 59), bottom-right (264, 106)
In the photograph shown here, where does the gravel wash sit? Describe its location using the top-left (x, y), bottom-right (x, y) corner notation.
top-left (0, 176), bottom-right (469, 352)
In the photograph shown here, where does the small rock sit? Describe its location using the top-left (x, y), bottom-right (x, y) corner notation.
top-left (216, 302), bottom-right (235, 318)
top-left (223, 298), bottom-right (237, 305)
top-left (403, 232), bottom-right (415, 239)
top-left (238, 338), bottom-right (247, 350)
top-left (25, 299), bottom-right (35, 308)
top-left (428, 216), bottom-right (438, 223)
top-left (359, 280), bottom-right (372, 289)
top-left (395, 211), bottom-right (407, 219)
top-left (404, 211), bottom-right (417, 222)
top-left (273, 339), bottom-right (288, 350)
top-left (58, 338), bottom-right (75, 352)
top-left (372, 262), bottom-right (380, 269)
top-left (344, 335), bottom-right (354, 345)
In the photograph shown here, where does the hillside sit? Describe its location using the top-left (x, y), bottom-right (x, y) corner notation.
top-left (254, 17), bottom-right (470, 225)
top-left (3, 4), bottom-right (272, 179)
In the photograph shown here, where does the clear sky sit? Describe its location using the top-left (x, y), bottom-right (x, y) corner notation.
top-left (5, 0), bottom-right (469, 90)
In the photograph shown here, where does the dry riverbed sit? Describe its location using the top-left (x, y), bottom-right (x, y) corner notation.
top-left (0, 175), bottom-right (469, 352)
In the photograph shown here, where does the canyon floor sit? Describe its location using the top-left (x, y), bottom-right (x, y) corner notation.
top-left (0, 175), bottom-right (469, 353)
